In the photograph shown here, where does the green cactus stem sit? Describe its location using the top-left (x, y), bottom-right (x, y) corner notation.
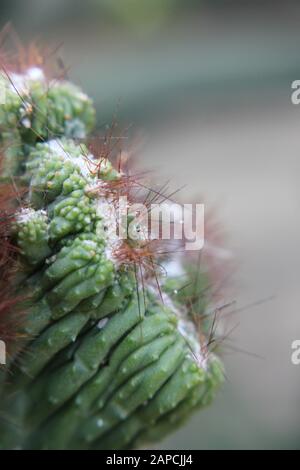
top-left (0, 63), bottom-right (224, 450)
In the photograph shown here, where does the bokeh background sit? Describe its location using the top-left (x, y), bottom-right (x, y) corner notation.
top-left (1, 0), bottom-right (299, 449)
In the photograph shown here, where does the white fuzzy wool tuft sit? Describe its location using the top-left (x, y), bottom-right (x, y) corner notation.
top-left (95, 196), bottom-right (121, 262)
top-left (9, 67), bottom-right (45, 95)
top-left (156, 287), bottom-right (208, 371)
top-left (16, 208), bottom-right (47, 224)
top-left (97, 318), bottom-right (109, 330)
top-left (16, 208), bottom-right (36, 224)
top-left (46, 140), bottom-right (93, 179)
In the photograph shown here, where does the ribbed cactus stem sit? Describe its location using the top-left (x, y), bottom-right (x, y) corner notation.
top-left (0, 61), bottom-right (224, 450)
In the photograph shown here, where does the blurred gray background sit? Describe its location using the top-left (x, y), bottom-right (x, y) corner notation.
top-left (1, 0), bottom-right (299, 449)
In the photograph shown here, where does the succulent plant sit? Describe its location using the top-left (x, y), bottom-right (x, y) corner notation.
top-left (0, 56), bottom-right (224, 450)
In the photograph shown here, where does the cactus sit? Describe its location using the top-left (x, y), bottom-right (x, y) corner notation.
top-left (0, 56), bottom-right (224, 450)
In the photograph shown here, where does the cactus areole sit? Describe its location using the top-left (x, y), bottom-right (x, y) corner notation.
top-left (0, 55), bottom-right (224, 450)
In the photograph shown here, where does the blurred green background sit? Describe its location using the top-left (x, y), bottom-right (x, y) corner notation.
top-left (1, 0), bottom-right (300, 449)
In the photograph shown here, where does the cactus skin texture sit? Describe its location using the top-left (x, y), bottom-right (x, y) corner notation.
top-left (0, 65), bottom-right (224, 450)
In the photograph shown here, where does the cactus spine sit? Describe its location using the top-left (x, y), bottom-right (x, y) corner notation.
top-left (0, 60), bottom-right (224, 450)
